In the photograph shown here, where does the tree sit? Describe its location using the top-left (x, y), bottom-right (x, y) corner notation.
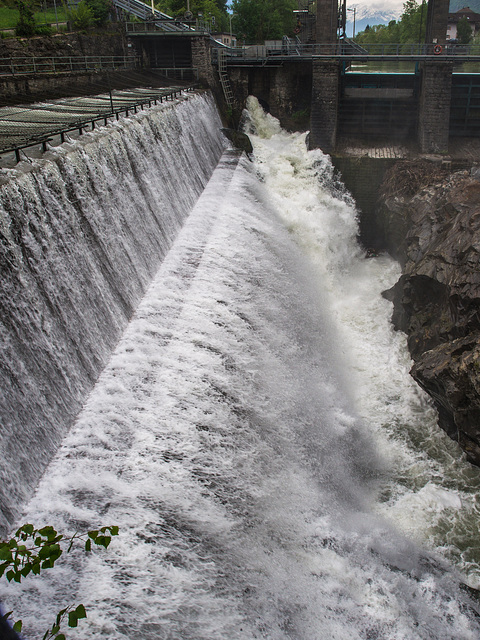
top-left (0, 523), bottom-right (118, 639)
top-left (85, 0), bottom-right (112, 26)
top-left (457, 15), bottom-right (473, 44)
top-left (65, 0), bottom-right (95, 30)
top-left (14, 0), bottom-right (36, 37)
top-left (355, 0), bottom-right (426, 44)
top-left (230, 0), bottom-right (297, 43)
top-left (155, 0), bottom-right (229, 31)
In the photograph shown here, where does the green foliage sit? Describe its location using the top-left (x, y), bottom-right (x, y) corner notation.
top-left (65, 0), bottom-right (94, 30)
top-left (1, 523), bottom-right (119, 639)
top-left (12, 0), bottom-right (65, 35)
top-left (230, 0), bottom-right (297, 43)
top-left (155, 0), bottom-right (229, 31)
top-left (85, 0), bottom-right (111, 26)
top-left (15, 0), bottom-right (36, 37)
top-left (457, 15), bottom-right (473, 44)
top-left (356, 0), bottom-right (427, 45)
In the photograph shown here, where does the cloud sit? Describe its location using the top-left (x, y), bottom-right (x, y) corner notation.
top-left (351, 0), bottom-right (405, 11)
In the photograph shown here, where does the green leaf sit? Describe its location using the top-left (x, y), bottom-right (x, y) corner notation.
top-left (75, 604), bottom-right (86, 619)
top-left (13, 620), bottom-right (23, 632)
top-left (16, 523), bottom-right (34, 537)
top-left (0, 546), bottom-right (12, 561)
top-left (85, 539), bottom-right (92, 552)
top-left (55, 635), bottom-right (66, 640)
top-left (21, 564), bottom-right (32, 577)
top-left (41, 559), bottom-right (55, 569)
top-left (55, 607), bottom-right (68, 625)
top-left (68, 603), bottom-right (87, 627)
top-left (38, 543), bottom-right (62, 563)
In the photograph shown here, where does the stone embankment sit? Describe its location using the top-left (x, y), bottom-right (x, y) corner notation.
top-left (377, 161), bottom-right (480, 465)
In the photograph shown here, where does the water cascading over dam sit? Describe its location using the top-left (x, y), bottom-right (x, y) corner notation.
top-left (0, 92), bottom-right (227, 532)
top-left (1, 92), bottom-right (480, 639)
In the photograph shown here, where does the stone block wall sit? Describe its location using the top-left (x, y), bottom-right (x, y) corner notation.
top-left (418, 62), bottom-right (453, 153)
top-left (228, 62), bottom-right (312, 131)
top-left (309, 60), bottom-right (340, 152)
top-left (425, 0), bottom-right (450, 44)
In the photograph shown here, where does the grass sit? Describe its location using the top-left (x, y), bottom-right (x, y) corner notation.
top-left (0, 4), bottom-right (68, 30)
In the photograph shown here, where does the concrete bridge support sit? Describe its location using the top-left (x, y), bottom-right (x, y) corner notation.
top-left (316, 0), bottom-right (338, 43)
top-left (309, 60), bottom-right (340, 152)
top-left (418, 62), bottom-right (453, 153)
top-left (425, 0), bottom-right (450, 45)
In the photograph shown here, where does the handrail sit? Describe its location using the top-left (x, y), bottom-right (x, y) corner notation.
top-left (0, 55), bottom-right (139, 76)
top-left (214, 42), bottom-right (480, 62)
top-left (113, 0), bottom-right (191, 31)
top-left (125, 20), bottom-right (211, 34)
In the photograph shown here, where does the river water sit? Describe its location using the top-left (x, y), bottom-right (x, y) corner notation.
top-left (1, 93), bottom-right (480, 639)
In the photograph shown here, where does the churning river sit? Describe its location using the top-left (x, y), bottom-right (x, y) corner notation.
top-left (1, 91), bottom-right (480, 639)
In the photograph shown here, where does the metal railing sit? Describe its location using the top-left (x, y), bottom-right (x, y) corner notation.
top-left (0, 55), bottom-right (139, 76)
top-left (0, 86), bottom-right (198, 163)
top-left (153, 67), bottom-right (199, 80)
top-left (113, 0), bottom-right (190, 31)
top-left (125, 20), bottom-right (211, 34)
top-left (215, 42), bottom-right (480, 63)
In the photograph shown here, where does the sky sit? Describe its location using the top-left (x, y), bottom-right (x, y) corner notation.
top-left (350, 0), bottom-right (405, 14)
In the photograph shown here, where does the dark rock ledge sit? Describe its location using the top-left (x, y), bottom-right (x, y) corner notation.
top-left (377, 163), bottom-right (480, 465)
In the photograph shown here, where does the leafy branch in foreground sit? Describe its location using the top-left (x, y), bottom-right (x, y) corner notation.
top-left (0, 523), bottom-right (119, 639)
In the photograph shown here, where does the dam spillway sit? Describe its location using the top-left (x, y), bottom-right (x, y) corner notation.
top-left (0, 91), bottom-right (227, 532)
top-left (1, 91), bottom-right (480, 639)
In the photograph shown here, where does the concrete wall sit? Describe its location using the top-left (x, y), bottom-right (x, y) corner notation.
top-left (331, 155), bottom-right (397, 248)
top-left (418, 62), bottom-right (453, 153)
top-left (0, 29), bottom-right (127, 59)
top-left (309, 60), bottom-right (340, 152)
top-left (228, 62), bottom-right (312, 131)
top-left (0, 30), bottom-right (129, 105)
top-left (425, 0), bottom-right (450, 44)
top-left (316, 0), bottom-right (338, 43)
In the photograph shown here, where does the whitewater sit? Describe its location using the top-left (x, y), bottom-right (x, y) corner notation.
top-left (1, 92), bottom-right (480, 639)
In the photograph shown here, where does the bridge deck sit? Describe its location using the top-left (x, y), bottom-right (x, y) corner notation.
top-left (219, 43), bottom-right (480, 65)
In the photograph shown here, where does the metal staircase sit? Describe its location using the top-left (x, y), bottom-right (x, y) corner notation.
top-left (112, 0), bottom-right (190, 31)
top-left (217, 48), bottom-right (234, 107)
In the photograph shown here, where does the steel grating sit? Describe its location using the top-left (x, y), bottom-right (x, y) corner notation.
top-left (0, 86), bottom-right (190, 156)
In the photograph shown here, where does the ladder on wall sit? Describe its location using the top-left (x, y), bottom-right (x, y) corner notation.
top-left (217, 49), bottom-right (234, 108)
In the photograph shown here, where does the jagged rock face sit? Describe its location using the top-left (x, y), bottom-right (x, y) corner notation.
top-left (380, 169), bottom-right (480, 465)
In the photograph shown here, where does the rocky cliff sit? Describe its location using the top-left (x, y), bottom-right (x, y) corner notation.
top-left (377, 161), bottom-right (480, 465)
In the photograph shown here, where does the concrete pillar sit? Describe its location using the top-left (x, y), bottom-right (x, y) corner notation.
top-left (425, 0), bottom-right (450, 45)
top-left (316, 0), bottom-right (338, 43)
top-left (309, 60), bottom-right (340, 152)
top-left (418, 62), bottom-right (452, 153)
top-left (191, 36), bottom-right (216, 87)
